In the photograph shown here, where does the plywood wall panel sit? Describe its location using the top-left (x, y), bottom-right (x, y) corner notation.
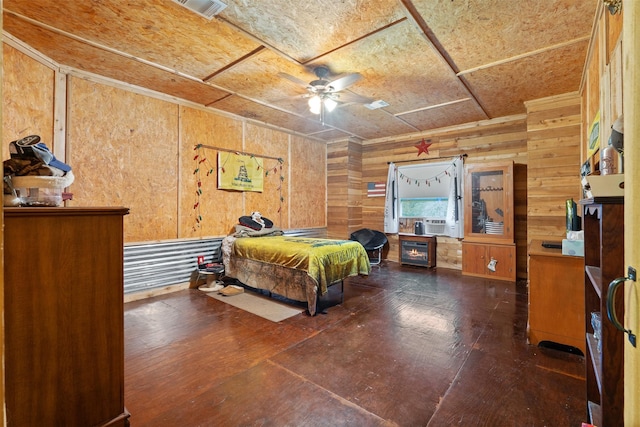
top-left (289, 136), bottom-right (326, 229)
top-left (244, 123), bottom-right (290, 228)
top-left (178, 106), bottom-right (244, 238)
top-left (2, 44), bottom-right (54, 156)
top-left (67, 77), bottom-right (179, 243)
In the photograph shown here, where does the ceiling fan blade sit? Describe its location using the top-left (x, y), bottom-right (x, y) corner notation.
top-left (335, 91), bottom-right (374, 105)
top-left (269, 93), bottom-right (308, 103)
top-left (277, 72), bottom-right (310, 89)
top-left (327, 73), bottom-right (362, 92)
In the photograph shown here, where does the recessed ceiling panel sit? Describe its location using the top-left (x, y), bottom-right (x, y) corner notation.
top-left (464, 41), bottom-right (589, 118)
top-left (311, 21), bottom-right (478, 117)
top-left (322, 105), bottom-right (419, 140)
top-left (4, 0), bottom-right (262, 79)
top-left (412, 0), bottom-right (597, 72)
top-left (206, 49), bottom-right (312, 110)
top-left (221, 0), bottom-right (405, 63)
top-left (3, 15), bottom-right (231, 105)
top-left (398, 99), bottom-right (487, 131)
top-left (210, 95), bottom-right (335, 137)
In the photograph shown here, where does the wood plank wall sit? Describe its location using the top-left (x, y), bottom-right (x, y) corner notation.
top-left (525, 93), bottom-right (582, 244)
top-left (328, 115), bottom-right (530, 277)
top-left (330, 93), bottom-right (588, 280)
top-left (326, 138), bottom-right (363, 240)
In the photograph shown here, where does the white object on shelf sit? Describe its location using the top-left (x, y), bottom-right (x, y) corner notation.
top-left (562, 239), bottom-right (584, 257)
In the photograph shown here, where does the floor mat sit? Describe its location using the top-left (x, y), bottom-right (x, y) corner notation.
top-left (206, 290), bottom-right (304, 322)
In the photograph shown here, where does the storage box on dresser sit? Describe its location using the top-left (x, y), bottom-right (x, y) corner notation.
top-left (462, 161), bottom-right (516, 281)
top-left (581, 197), bottom-right (624, 427)
top-left (4, 207), bottom-right (131, 426)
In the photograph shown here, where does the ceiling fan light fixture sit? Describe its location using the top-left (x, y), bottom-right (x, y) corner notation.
top-left (324, 97), bottom-right (338, 112)
top-left (308, 95), bottom-right (322, 115)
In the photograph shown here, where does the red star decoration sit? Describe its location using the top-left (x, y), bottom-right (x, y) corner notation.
top-left (415, 138), bottom-right (432, 156)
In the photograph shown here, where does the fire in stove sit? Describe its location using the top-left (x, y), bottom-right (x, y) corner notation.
top-left (401, 239), bottom-right (434, 267)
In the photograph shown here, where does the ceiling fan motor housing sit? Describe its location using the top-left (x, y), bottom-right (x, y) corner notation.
top-left (313, 66), bottom-right (331, 79)
top-left (309, 79), bottom-right (332, 92)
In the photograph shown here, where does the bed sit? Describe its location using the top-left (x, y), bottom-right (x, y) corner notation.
top-left (221, 234), bottom-right (371, 315)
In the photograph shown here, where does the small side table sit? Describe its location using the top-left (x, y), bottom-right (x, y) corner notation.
top-left (195, 264), bottom-right (225, 289)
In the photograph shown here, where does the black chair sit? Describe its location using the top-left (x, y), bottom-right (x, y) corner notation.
top-left (349, 228), bottom-right (388, 265)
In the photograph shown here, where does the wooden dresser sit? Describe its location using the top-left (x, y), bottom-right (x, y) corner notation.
top-left (4, 207), bottom-right (130, 426)
top-left (527, 239), bottom-right (585, 354)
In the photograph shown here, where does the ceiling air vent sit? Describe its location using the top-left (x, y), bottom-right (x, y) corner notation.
top-left (364, 100), bottom-right (389, 110)
top-left (173, 0), bottom-right (227, 20)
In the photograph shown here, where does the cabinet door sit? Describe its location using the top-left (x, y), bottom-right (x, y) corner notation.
top-left (462, 242), bottom-right (487, 276)
top-left (462, 242), bottom-right (515, 281)
top-left (486, 244), bottom-right (516, 281)
top-left (464, 161), bottom-right (514, 243)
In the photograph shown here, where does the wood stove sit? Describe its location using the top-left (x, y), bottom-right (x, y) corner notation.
top-left (399, 235), bottom-right (436, 268)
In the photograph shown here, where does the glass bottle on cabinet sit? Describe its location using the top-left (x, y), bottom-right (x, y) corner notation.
top-left (464, 161), bottom-right (514, 244)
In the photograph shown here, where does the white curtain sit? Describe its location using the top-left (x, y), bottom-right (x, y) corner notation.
top-left (444, 157), bottom-right (464, 238)
top-left (384, 162), bottom-right (398, 233)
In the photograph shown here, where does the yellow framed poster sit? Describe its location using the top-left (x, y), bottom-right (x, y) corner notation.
top-left (217, 151), bottom-right (264, 192)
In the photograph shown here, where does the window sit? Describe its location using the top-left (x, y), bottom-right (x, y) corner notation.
top-left (399, 197), bottom-right (449, 219)
top-left (390, 158), bottom-right (464, 237)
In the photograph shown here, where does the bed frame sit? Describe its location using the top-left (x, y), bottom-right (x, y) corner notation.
top-left (222, 235), bottom-right (369, 315)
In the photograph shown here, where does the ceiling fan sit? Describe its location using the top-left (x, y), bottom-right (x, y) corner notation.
top-left (278, 66), bottom-right (373, 115)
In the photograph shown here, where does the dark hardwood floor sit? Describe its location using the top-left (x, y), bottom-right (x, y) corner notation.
top-left (124, 262), bottom-right (586, 426)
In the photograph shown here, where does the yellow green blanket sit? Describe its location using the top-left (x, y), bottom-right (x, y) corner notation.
top-left (232, 236), bottom-right (371, 294)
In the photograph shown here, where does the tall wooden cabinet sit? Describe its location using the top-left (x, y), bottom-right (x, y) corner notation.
top-left (462, 161), bottom-right (516, 281)
top-left (4, 207), bottom-right (130, 426)
top-left (582, 197), bottom-right (624, 427)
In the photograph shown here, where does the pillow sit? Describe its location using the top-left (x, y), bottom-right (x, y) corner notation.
top-left (238, 215), bottom-right (274, 230)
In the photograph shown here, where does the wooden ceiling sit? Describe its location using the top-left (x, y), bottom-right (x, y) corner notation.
top-left (3, 0), bottom-right (597, 142)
